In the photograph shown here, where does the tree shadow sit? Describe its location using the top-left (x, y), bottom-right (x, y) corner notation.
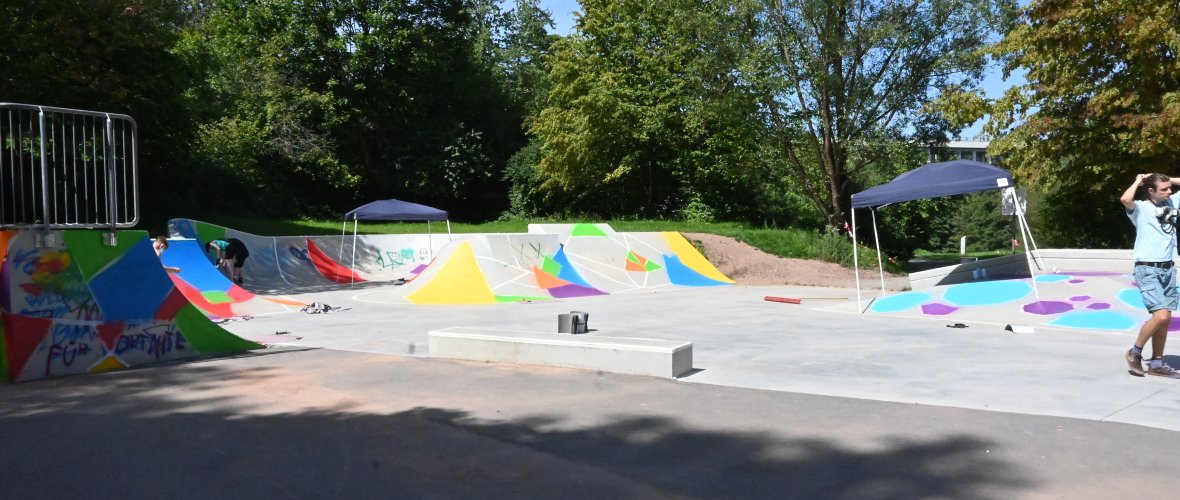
top-left (0, 364), bottom-right (1034, 499)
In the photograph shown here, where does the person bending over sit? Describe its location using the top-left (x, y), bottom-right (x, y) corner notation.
top-left (207, 238), bottom-right (250, 285)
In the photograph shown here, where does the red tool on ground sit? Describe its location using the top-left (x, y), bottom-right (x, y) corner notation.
top-left (764, 296), bottom-right (801, 304)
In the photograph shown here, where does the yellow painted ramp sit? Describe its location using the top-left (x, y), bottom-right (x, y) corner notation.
top-left (663, 232), bottom-right (734, 284)
top-left (406, 242), bottom-right (497, 304)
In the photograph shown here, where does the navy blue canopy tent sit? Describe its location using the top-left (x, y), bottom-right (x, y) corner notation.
top-left (851, 160), bottom-right (1013, 209)
top-left (345, 199), bottom-right (449, 221)
top-left (341, 199), bottom-right (451, 282)
top-left (848, 160), bottom-right (1040, 312)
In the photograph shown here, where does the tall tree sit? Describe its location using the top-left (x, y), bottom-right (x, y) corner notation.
top-left (755, 0), bottom-right (1018, 229)
top-left (975, 0), bottom-right (1180, 246)
top-left (181, 0), bottom-right (540, 219)
top-left (531, 0), bottom-right (766, 217)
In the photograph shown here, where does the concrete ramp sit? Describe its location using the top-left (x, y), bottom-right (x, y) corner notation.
top-left (159, 238), bottom-right (304, 317)
top-left (398, 234), bottom-right (566, 304)
top-left (0, 230), bottom-right (261, 382)
top-left (168, 220), bottom-right (733, 305)
top-left (170, 218), bottom-right (448, 291)
top-left (528, 223), bottom-right (733, 293)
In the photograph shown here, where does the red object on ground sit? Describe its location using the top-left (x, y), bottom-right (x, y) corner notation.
top-left (764, 296), bottom-right (801, 304)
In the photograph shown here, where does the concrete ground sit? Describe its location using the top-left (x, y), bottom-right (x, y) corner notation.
top-left (4, 283), bottom-right (1180, 498)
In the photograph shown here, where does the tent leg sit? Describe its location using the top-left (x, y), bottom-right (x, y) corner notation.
top-left (872, 208), bottom-right (886, 295)
top-left (428, 221), bottom-right (433, 262)
top-left (1015, 210), bottom-right (1041, 300)
top-left (446, 219), bottom-right (452, 241)
top-left (851, 207), bottom-right (862, 314)
top-left (340, 220), bottom-right (346, 264)
top-left (351, 219), bottom-right (358, 285)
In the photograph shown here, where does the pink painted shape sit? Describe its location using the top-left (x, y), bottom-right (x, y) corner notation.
top-left (1023, 301), bottom-right (1073, 315)
top-left (921, 303), bottom-right (958, 315)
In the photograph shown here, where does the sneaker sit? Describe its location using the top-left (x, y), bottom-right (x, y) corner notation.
top-left (1146, 363), bottom-right (1180, 379)
top-left (1126, 350), bottom-right (1145, 376)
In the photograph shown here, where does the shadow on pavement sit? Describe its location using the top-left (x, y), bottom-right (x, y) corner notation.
top-left (0, 362), bottom-right (1034, 499)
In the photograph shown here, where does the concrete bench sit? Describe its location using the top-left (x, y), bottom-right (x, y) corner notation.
top-left (428, 327), bottom-right (693, 378)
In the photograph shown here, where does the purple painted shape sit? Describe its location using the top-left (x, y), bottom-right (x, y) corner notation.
top-left (1024, 300), bottom-right (1073, 315)
top-left (410, 264), bottom-right (428, 275)
top-left (1069, 295), bottom-right (1092, 302)
top-left (547, 284), bottom-right (608, 298)
top-left (1087, 302), bottom-right (1111, 310)
top-left (1068, 279), bottom-right (1085, 284)
top-left (921, 303), bottom-right (958, 315)
top-left (1170, 317), bottom-right (1180, 332)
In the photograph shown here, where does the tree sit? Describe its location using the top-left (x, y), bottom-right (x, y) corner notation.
top-left (973, 0), bottom-right (1180, 247)
top-left (179, 0), bottom-right (543, 220)
top-left (755, 0), bottom-right (1018, 229)
top-left (531, 0), bottom-right (767, 218)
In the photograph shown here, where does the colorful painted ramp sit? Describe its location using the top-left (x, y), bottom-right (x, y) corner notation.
top-left (159, 239), bottom-right (305, 317)
top-left (0, 230), bottom-right (261, 382)
top-left (169, 218), bottom-right (447, 290)
top-left (528, 223), bottom-right (733, 293)
top-left (168, 219), bottom-right (732, 305)
top-left (400, 234), bottom-right (567, 304)
top-left (862, 271), bottom-right (1156, 332)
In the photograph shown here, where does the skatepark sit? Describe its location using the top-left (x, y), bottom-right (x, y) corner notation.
top-left (4, 222), bottom-right (1180, 498)
top-left (2, 105), bottom-right (1179, 498)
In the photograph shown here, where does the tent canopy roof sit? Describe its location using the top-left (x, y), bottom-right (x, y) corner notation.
top-left (851, 160), bottom-right (1013, 209)
top-left (345, 199), bottom-right (448, 221)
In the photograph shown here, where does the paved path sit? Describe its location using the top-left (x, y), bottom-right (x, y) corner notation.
top-left (225, 284), bottom-right (1180, 431)
top-left (4, 284), bottom-right (1180, 498)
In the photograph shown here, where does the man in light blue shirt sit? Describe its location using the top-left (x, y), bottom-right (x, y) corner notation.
top-left (1122, 173), bottom-right (1180, 378)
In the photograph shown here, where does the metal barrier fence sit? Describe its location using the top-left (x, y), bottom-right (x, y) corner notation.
top-left (0, 103), bottom-right (138, 230)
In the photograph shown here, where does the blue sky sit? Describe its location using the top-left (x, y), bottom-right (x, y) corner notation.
top-left (536, 0), bottom-right (1023, 139)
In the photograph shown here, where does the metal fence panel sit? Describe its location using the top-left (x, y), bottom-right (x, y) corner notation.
top-left (0, 103), bottom-right (138, 229)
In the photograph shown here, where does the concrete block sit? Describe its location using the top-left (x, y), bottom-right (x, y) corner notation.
top-left (428, 327), bottom-right (693, 378)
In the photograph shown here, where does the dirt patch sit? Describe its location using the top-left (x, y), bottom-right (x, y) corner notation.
top-left (683, 232), bottom-right (910, 290)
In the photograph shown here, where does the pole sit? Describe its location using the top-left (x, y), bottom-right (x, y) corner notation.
top-left (1008, 188), bottom-right (1041, 300)
top-left (339, 219), bottom-right (347, 263)
top-left (851, 204), bottom-right (862, 314)
top-left (351, 218), bottom-right (358, 285)
top-left (872, 208), bottom-right (885, 294)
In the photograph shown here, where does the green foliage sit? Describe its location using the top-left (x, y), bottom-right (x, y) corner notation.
top-left (679, 194), bottom-right (716, 223)
top-left (978, 0), bottom-right (1179, 248)
top-left (948, 192), bottom-right (1017, 252)
top-left (530, 0), bottom-right (767, 218)
top-left (501, 137), bottom-right (544, 220)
